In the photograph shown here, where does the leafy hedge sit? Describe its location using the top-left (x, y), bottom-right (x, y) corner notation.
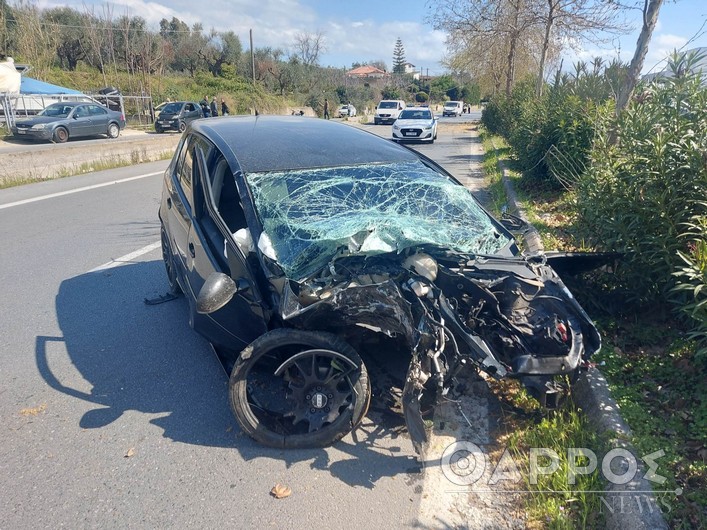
top-left (576, 55), bottom-right (707, 358)
top-left (482, 53), bottom-right (707, 359)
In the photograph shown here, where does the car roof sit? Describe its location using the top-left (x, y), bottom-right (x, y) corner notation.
top-left (190, 116), bottom-right (419, 173)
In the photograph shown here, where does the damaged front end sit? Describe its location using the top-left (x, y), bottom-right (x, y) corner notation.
top-left (237, 159), bottom-right (600, 451)
top-left (275, 248), bottom-right (600, 451)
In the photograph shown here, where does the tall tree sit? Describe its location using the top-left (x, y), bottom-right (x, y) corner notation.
top-left (292, 31), bottom-right (326, 67)
top-left (615, 0), bottom-right (664, 113)
top-left (43, 7), bottom-right (86, 70)
top-left (392, 37), bottom-right (406, 74)
top-left (199, 30), bottom-right (242, 77)
top-left (534, 0), bottom-right (624, 96)
top-left (0, 0), bottom-right (18, 58)
top-left (12, 2), bottom-right (57, 77)
top-left (427, 0), bottom-right (537, 95)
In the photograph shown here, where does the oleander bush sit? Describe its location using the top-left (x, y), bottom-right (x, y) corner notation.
top-left (575, 52), bottom-right (707, 357)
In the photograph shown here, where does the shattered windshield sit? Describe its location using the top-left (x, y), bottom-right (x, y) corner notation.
top-left (246, 160), bottom-right (511, 280)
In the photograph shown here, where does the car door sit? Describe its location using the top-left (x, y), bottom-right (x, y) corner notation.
top-left (163, 136), bottom-right (195, 286)
top-left (68, 105), bottom-right (93, 137)
top-left (186, 143), bottom-right (268, 349)
top-left (87, 104), bottom-right (110, 135)
top-left (184, 103), bottom-right (200, 123)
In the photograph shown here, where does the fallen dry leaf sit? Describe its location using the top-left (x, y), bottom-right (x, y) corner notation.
top-left (270, 483), bottom-right (292, 499)
top-left (20, 404), bottom-right (47, 416)
top-left (125, 447), bottom-right (136, 458)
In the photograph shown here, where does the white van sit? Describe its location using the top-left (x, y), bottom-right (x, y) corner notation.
top-left (443, 101), bottom-right (464, 117)
top-left (374, 100), bottom-right (407, 125)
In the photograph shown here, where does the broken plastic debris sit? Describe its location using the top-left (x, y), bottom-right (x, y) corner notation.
top-left (270, 483), bottom-right (292, 499)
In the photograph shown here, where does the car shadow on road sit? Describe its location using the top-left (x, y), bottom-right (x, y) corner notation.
top-left (36, 260), bottom-right (419, 488)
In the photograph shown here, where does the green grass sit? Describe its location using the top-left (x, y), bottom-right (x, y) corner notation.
top-left (479, 129), bottom-right (510, 217)
top-left (596, 324), bottom-right (707, 529)
top-left (505, 398), bottom-right (608, 529)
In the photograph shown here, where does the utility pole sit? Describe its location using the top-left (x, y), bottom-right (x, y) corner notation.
top-left (250, 29), bottom-right (255, 86)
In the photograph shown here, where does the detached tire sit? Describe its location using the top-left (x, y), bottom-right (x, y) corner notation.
top-left (230, 329), bottom-right (370, 449)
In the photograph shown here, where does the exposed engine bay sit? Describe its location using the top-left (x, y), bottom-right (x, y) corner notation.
top-left (276, 247), bottom-right (601, 450)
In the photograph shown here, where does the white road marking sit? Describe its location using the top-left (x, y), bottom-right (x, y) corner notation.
top-left (0, 171), bottom-right (163, 210)
top-left (89, 241), bottom-right (161, 272)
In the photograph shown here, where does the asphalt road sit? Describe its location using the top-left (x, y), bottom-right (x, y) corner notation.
top-left (0, 122), bottom-right (511, 529)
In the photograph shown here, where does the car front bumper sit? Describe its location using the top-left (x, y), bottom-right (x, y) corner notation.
top-left (392, 128), bottom-right (434, 141)
top-left (155, 120), bottom-right (181, 131)
top-left (11, 127), bottom-right (53, 140)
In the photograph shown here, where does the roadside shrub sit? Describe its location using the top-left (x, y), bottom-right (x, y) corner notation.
top-left (575, 53), bottom-right (707, 313)
top-left (481, 79), bottom-right (536, 139)
top-left (672, 203), bottom-right (707, 364)
top-left (480, 95), bottom-right (507, 135)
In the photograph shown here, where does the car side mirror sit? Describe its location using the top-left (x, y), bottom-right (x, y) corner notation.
top-left (499, 213), bottom-right (530, 233)
top-left (196, 272), bottom-right (250, 314)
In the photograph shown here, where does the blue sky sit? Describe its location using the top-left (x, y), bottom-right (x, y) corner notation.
top-left (34, 0), bottom-right (707, 76)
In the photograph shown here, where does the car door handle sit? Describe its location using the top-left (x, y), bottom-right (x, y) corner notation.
top-left (167, 197), bottom-right (172, 209)
top-left (189, 242), bottom-right (195, 257)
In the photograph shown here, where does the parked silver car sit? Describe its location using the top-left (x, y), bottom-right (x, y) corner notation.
top-left (11, 101), bottom-right (126, 143)
top-left (392, 107), bottom-right (438, 143)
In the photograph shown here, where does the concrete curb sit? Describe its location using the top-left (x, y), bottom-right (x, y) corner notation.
top-left (0, 130), bottom-right (179, 185)
top-left (495, 150), bottom-right (669, 529)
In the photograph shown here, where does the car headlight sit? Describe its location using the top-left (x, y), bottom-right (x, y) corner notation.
top-left (423, 124), bottom-right (433, 130)
top-left (31, 124), bottom-right (46, 130)
top-left (393, 125), bottom-right (400, 130)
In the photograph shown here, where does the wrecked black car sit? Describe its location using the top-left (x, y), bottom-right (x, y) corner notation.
top-left (159, 116), bottom-right (600, 451)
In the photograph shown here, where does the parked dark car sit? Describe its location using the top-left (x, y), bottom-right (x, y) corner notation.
top-left (154, 101), bottom-right (203, 133)
top-left (159, 116), bottom-right (601, 451)
top-left (11, 101), bottom-right (125, 143)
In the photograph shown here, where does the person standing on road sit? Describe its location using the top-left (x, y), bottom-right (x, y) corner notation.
top-left (221, 98), bottom-right (230, 116)
top-left (210, 97), bottom-right (218, 117)
top-left (323, 98), bottom-right (330, 119)
top-left (200, 96), bottom-right (210, 117)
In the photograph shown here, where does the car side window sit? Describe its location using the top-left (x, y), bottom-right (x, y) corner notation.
top-left (178, 138), bottom-right (194, 206)
top-left (207, 155), bottom-right (247, 233)
top-left (186, 103), bottom-right (194, 112)
top-left (88, 105), bottom-right (107, 116)
top-left (74, 106), bottom-right (88, 118)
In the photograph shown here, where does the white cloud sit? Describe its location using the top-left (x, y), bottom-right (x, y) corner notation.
top-left (638, 33), bottom-right (688, 74)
